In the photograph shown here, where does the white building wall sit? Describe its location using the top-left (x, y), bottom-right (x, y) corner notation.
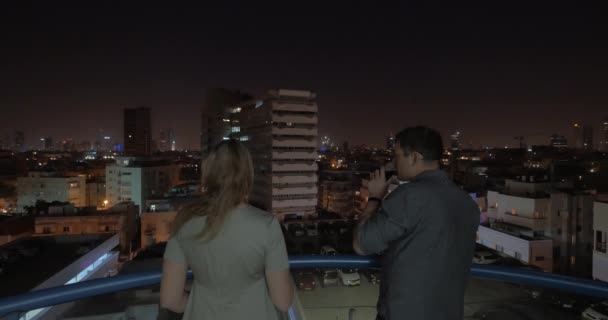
top-left (272, 163), bottom-right (318, 172)
top-left (477, 225), bottom-right (553, 271)
top-left (593, 201), bottom-right (608, 282)
top-left (272, 186), bottom-right (317, 196)
top-left (504, 179), bottom-right (550, 195)
top-left (272, 151), bottom-right (318, 160)
top-left (490, 192), bottom-right (549, 230)
top-left (271, 114), bottom-right (318, 124)
top-left (106, 165), bottom-right (143, 214)
top-left (17, 174), bottom-right (86, 212)
top-left (487, 190), bottom-right (594, 276)
top-left (106, 161), bottom-right (179, 215)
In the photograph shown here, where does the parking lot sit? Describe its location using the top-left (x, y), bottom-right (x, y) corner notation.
top-left (292, 272), bottom-right (593, 320)
top-left (283, 219), bottom-right (356, 255)
top-left (283, 221), bottom-right (603, 319)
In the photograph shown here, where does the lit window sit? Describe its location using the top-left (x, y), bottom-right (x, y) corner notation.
top-left (240, 136), bottom-right (249, 141)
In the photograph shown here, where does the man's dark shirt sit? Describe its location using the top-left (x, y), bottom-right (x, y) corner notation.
top-left (358, 169), bottom-right (480, 320)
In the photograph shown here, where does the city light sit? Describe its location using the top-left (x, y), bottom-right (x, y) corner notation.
top-left (2, 7), bottom-right (608, 320)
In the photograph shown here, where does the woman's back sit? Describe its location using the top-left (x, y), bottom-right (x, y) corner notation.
top-left (164, 205), bottom-right (288, 320)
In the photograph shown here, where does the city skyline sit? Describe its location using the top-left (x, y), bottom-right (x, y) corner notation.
top-left (1, 3), bottom-right (607, 149)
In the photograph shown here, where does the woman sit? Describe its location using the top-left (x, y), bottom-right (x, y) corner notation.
top-left (160, 140), bottom-right (293, 319)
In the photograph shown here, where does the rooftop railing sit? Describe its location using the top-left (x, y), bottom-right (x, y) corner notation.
top-left (1, 255), bottom-right (607, 319)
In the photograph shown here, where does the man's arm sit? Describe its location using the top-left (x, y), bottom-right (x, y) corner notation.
top-left (353, 166), bottom-right (400, 255)
top-left (353, 199), bottom-right (380, 255)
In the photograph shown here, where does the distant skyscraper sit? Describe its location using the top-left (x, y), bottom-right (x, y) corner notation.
top-left (13, 130), bottom-right (25, 152)
top-left (450, 131), bottom-right (461, 150)
top-left (40, 137), bottom-right (53, 150)
top-left (573, 123), bottom-right (583, 149)
top-left (549, 134), bottom-right (568, 148)
top-left (94, 129), bottom-right (105, 151)
top-left (583, 125), bottom-right (593, 151)
top-left (201, 88), bottom-right (252, 154)
top-left (104, 135), bottom-right (112, 151)
top-left (386, 135), bottom-right (395, 150)
top-left (61, 138), bottom-right (75, 151)
top-left (124, 107), bottom-right (152, 156)
top-left (601, 118), bottom-right (608, 151)
top-left (0, 132), bottom-right (10, 150)
top-left (170, 131), bottom-right (176, 151)
top-left (159, 128), bottom-right (176, 152)
top-left (159, 130), bottom-right (168, 152)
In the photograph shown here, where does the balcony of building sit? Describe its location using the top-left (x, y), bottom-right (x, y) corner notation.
top-left (272, 114), bottom-right (318, 125)
top-left (271, 101), bottom-right (318, 113)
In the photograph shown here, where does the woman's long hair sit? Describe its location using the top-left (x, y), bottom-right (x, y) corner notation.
top-left (171, 139), bottom-right (253, 241)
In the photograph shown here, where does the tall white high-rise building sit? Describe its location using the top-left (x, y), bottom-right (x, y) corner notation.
top-left (235, 89), bottom-right (318, 219)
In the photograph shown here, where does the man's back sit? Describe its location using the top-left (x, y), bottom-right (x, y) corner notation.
top-left (358, 169), bottom-right (480, 319)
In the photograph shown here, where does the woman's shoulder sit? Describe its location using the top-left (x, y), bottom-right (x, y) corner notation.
top-left (237, 205), bottom-right (277, 226)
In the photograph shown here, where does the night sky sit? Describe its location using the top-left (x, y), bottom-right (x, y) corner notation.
top-left (1, 3), bottom-right (607, 150)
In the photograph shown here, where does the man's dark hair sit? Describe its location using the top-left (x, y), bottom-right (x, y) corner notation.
top-left (395, 126), bottom-right (443, 161)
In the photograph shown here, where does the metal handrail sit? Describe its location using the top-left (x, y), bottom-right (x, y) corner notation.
top-left (1, 255), bottom-right (608, 318)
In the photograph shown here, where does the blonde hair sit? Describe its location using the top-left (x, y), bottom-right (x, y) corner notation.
top-left (171, 139), bottom-right (253, 241)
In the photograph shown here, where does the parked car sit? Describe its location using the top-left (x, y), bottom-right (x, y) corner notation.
top-left (473, 251), bottom-right (499, 264)
top-left (306, 224), bottom-right (318, 236)
top-left (534, 289), bottom-right (597, 313)
top-left (320, 245), bottom-right (337, 256)
top-left (289, 224), bottom-right (305, 237)
top-left (317, 222), bottom-right (331, 235)
top-left (338, 268), bottom-right (360, 286)
top-left (0, 249), bottom-right (20, 264)
top-left (294, 271), bottom-right (317, 291)
top-left (335, 221), bottom-right (350, 235)
top-left (363, 270), bottom-right (381, 285)
top-left (320, 269), bottom-right (340, 287)
top-left (582, 300), bottom-right (608, 320)
top-left (301, 242), bottom-right (316, 255)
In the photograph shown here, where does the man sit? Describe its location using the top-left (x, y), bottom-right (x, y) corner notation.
top-left (353, 126), bottom-right (480, 320)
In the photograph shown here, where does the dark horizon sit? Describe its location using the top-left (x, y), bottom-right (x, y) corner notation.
top-left (1, 3), bottom-right (607, 150)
